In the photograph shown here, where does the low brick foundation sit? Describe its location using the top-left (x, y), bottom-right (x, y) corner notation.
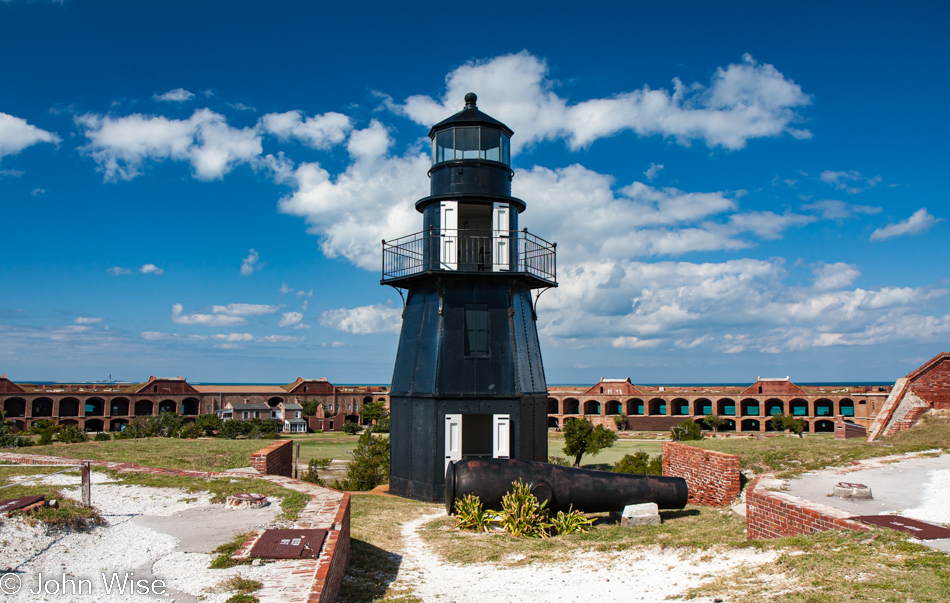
top-left (745, 475), bottom-right (869, 540)
top-left (250, 438), bottom-right (294, 476)
top-left (661, 442), bottom-right (741, 507)
top-left (0, 446), bottom-right (349, 603)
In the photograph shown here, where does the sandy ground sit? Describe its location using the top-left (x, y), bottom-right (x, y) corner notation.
top-left (0, 470), bottom-right (282, 602)
top-left (389, 512), bottom-right (781, 603)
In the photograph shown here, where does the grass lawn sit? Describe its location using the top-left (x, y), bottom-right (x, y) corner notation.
top-left (284, 432), bottom-right (363, 464)
top-left (23, 437), bottom-right (267, 471)
top-left (547, 432), bottom-right (662, 468)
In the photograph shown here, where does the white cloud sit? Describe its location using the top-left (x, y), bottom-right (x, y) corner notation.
top-left (30, 188), bottom-right (45, 196)
top-left (297, 289), bottom-right (313, 298)
top-left (0, 112), bottom-right (61, 159)
top-left (211, 333), bottom-right (254, 342)
top-left (210, 303), bottom-right (280, 316)
top-left (643, 163), bottom-right (664, 181)
top-left (76, 108), bottom-right (262, 181)
top-left (802, 199), bottom-right (881, 220)
top-left (729, 210), bottom-right (815, 239)
top-left (108, 267), bottom-right (131, 276)
top-left (870, 208), bottom-right (942, 241)
top-left (74, 317), bottom-right (103, 325)
top-left (346, 120), bottom-right (391, 159)
top-left (141, 331), bottom-right (304, 344)
top-left (153, 88), bottom-right (195, 103)
top-left (140, 263), bottom-right (164, 275)
top-left (812, 262), bottom-right (860, 291)
top-left (240, 249), bottom-right (262, 276)
top-left (819, 170), bottom-right (882, 194)
top-left (320, 304), bottom-right (402, 334)
top-left (0, 169), bottom-right (24, 177)
top-left (612, 336), bottom-right (662, 349)
top-left (259, 110), bottom-right (351, 149)
top-left (278, 311), bottom-right (304, 327)
top-left (394, 52), bottom-right (811, 151)
top-left (171, 303), bottom-right (247, 327)
top-left (260, 335), bottom-right (305, 342)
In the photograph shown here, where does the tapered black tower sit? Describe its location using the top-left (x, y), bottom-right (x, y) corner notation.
top-left (382, 93), bottom-right (557, 501)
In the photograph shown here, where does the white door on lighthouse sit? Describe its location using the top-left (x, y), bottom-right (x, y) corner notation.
top-left (440, 201), bottom-right (458, 270)
top-left (492, 202), bottom-right (510, 271)
top-left (445, 414), bottom-right (462, 474)
top-left (492, 414), bottom-right (511, 459)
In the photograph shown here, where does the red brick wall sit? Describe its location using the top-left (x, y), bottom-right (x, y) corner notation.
top-left (746, 476), bottom-right (869, 540)
top-left (313, 493), bottom-right (351, 602)
top-left (250, 439), bottom-right (294, 477)
top-left (909, 356), bottom-right (950, 410)
top-left (661, 442), bottom-right (741, 507)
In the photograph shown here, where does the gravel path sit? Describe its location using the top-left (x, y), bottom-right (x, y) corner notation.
top-left (390, 512), bottom-right (780, 603)
top-left (0, 470), bottom-right (281, 602)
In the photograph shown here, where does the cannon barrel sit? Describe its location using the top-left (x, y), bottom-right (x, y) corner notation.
top-left (445, 458), bottom-right (688, 515)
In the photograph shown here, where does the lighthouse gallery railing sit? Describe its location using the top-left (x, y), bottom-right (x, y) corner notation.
top-left (382, 228), bottom-right (556, 284)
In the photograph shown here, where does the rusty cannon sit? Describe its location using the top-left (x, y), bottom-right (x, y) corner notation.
top-left (445, 458), bottom-right (688, 515)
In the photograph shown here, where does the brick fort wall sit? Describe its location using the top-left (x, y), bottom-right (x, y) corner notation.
top-left (661, 442), bottom-right (740, 507)
top-left (249, 439), bottom-right (294, 477)
top-left (746, 475), bottom-right (869, 540)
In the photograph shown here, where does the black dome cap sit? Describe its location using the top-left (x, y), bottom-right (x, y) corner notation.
top-left (427, 92), bottom-right (514, 138)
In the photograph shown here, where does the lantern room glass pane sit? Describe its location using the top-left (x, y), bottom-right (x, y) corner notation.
top-left (436, 130), bottom-right (455, 163)
top-left (456, 127), bottom-right (480, 159)
top-left (480, 128), bottom-right (501, 161)
top-left (501, 134), bottom-right (510, 165)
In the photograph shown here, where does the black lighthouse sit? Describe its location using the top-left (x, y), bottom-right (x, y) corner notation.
top-left (381, 93), bottom-right (557, 502)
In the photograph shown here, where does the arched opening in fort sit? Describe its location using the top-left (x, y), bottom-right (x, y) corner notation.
top-left (695, 416), bottom-right (713, 431)
top-left (110, 398), bottom-right (130, 416)
top-left (693, 398), bottom-right (712, 415)
top-left (627, 399), bottom-right (644, 415)
top-left (814, 399), bottom-right (834, 417)
top-left (648, 398), bottom-right (666, 415)
top-left (10, 420), bottom-right (25, 432)
top-left (158, 400), bottom-right (176, 414)
top-left (32, 397), bottom-right (53, 417)
top-left (547, 398), bottom-right (559, 414)
top-left (605, 400), bottom-right (621, 415)
top-left (840, 399), bottom-right (855, 417)
top-left (4, 398), bottom-right (26, 417)
top-left (60, 419), bottom-right (78, 427)
top-left (741, 419), bottom-right (760, 432)
top-left (741, 399), bottom-right (759, 416)
top-left (135, 400), bottom-right (153, 416)
top-left (765, 399), bottom-right (784, 416)
top-left (790, 399), bottom-right (808, 416)
top-left (814, 419), bottom-right (834, 433)
top-left (345, 414), bottom-right (360, 425)
top-left (720, 418), bottom-right (736, 431)
top-left (84, 418), bottom-right (104, 432)
top-left (362, 396), bottom-right (373, 406)
top-left (800, 421), bottom-right (810, 433)
top-left (547, 417), bottom-right (559, 429)
top-left (583, 400), bottom-right (600, 415)
top-left (268, 397), bottom-right (284, 408)
top-left (765, 419), bottom-right (777, 432)
top-left (671, 398), bottom-right (689, 415)
top-left (85, 398), bottom-right (104, 417)
top-left (182, 398), bottom-right (200, 416)
top-left (110, 419), bottom-right (128, 432)
top-left (563, 398), bottom-right (579, 414)
top-left (717, 399), bottom-right (736, 416)
top-left (60, 398), bottom-right (79, 417)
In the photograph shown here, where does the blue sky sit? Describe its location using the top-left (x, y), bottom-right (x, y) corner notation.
top-left (1, 0), bottom-right (947, 384)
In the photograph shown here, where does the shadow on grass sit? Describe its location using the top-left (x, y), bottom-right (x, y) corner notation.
top-left (660, 508), bottom-right (701, 519)
top-left (339, 538), bottom-right (406, 603)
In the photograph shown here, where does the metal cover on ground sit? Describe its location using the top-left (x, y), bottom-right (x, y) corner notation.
top-left (852, 515), bottom-right (950, 540)
top-left (0, 495), bottom-right (45, 513)
top-left (230, 493), bottom-right (266, 501)
top-left (249, 529), bottom-right (327, 559)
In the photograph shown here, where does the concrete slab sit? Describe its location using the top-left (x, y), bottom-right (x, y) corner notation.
top-left (133, 502), bottom-right (281, 553)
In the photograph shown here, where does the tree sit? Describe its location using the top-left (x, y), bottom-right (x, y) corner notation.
top-left (299, 399), bottom-right (326, 417)
top-left (195, 413), bottom-right (221, 437)
top-left (612, 413), bottom-right (628, 432)
top-left (338, 428), bottom-right (390, 491)
top-left (562, 418), bottom-right (618, 467)
top-left (360, 401), bottom-right (388, 424)
top-left (772, 413), bottom-right (806, 437)
top-left (703, 414), bottom-right (725, 432)
top-left (670, 420), bottom-right (704, 441)
top-left (613, 451), bottom-right (662, 476)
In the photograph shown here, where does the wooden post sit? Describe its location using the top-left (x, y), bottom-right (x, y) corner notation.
top-left (294, 443), bottom-right (300, 479)
top-left (81, 462), bottom-right (91, 508)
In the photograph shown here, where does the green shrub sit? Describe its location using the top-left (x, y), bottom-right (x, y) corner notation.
top-left (374, 414), bottom-right (390, 433)
top-left (153, 411), bottom-right (183, 438)
top-left (549, 506), bottom-right (594, 535)
top-left (93, 432), bottom-right (111, 442)
top-left (179, 423), bottom-right (203, 439)
top-left (498, 479), bottom-right (551, 538)
top-left (336, 428), bottom-right (389, 491)
top-left (547, 455), bottom-right (571, 466)
top-left (670, 420), bottom-right (704, 441)
top-left (301, 459), bottom-right (325, 484)
top-left (454, 493), bottom-right (498, 532)
top-left (31, 420), bottom-right (60, 445)
top-left (219, 420), bottom-right (243, 440)
top-left (124, 417), bottom-right (155, 438)
top-left (56, 425), bottom-right (87, 444)
top-left (195, 413), bottom-right (222, 437)
top-left (613, 451), bottom-right (663, 475)
top-left (562, 417), bottom-right (618, 466)
top-left (341, 422), bottom-right (361, 435)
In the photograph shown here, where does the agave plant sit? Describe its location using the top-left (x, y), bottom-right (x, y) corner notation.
top-left (549, 505), bottom-right (594, 535)
top-left (453, 493), bottom-right (498, 532)
top-left (498, 479), bottom-right (551, 538)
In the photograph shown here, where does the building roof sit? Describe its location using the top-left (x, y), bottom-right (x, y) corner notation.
top-left (282, 403), bottom-right (303, 410)
top-left (227, 401), bottom-right (272, 411)
top-left (193, 385), bottom-right (287, 394)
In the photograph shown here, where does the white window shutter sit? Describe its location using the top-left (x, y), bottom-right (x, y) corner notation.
top-left (445, 414), bottom-right (462, 473)
top-left (492, 202), bottom-right (510, 272)
top-left (440, 201), bottom-right (458, 270)
top-left (493, 414), bottom-right (510, 459)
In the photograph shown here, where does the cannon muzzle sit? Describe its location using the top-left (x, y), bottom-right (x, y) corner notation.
top-left (445, 458), bottom-right (688, 515)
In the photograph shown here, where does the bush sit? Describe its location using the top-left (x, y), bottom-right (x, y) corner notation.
top-left (301, 459), bottom-right (326, 485)
top-left (453, 493), bottom-right (497, 532)
top-left (547, 455), bottom-right (571, 466)
top-left (124, 417), bottom-right (154, 438)
top-left (562, 417), bottom-right (618, 466)
top-left (179, 423), bottom-right (203, 439)
top-left (549, 506), bottom-right (594, 535)
top-left (195, 413), bottom-right (222, 437)
top-left (57, 425), bottom-right (88, 444)
top-left (219, 420), bottom-right (243, 440)
top-left (613, 451), bottom-right (663, 475)
top-left (93, 432), bottom-right (111, 442)
top-left (337, 428), bottom-right (389, 491)
top-left (454, 482), bottom-right (593, 538)
top-left (670, 420), bottom-right (704, 441)
top-left (374, 414), bottom-right (390, 433)
top-left (772, 413), bottom-right (807, 437)
top-left (341, 422), bottom-right (361, 435)
top-left (31, 419), bottom-right (60, 445)
top-left (153, 411), bottom-right (183, 438)
top-left (498, 479), bottom-right (551, 538)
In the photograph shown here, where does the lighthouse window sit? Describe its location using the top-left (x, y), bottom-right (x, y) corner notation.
top-left (433, 127), bottom-right (512, 166)
top-left (456, 127), bottom-right (480, 159)
top-left (481, 129), bottom-right (501, 161)
top-left (436, 130), bottom-right (455, 162)
top-left (464, 304), bottom-right (489, 357)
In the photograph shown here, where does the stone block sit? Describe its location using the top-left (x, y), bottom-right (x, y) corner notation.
top-left (619, 502), bottom-right (661, 527)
